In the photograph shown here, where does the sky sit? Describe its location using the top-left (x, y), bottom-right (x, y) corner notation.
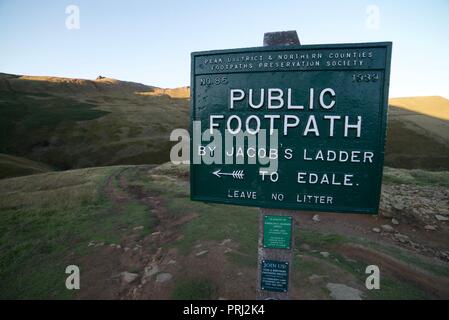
top-left (0, 0), bottom-right (448, 98)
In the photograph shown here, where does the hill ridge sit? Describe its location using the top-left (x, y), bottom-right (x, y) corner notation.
top-left (0, 72), bottom-right (189, 98)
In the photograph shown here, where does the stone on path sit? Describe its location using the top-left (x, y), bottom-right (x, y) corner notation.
top-left (372, 227), bottom-right (381, 233)
top-left (380, 209), bottom-right (393, 218)
top-left (435, 215), bottom-right (449, 221)
top-left (312, 214), bottom-right (320, 222)
top-left (424, 225), bottom-right (437, 231)
top-left (156, 273), bottom-right (172, 283)
top-left (394, 233), bottom-right (409, 243)
top-left (308, 274), bottom-right (326, 284)
top-left (220, 239), bottom-right (232, 246)
top-left (391, 218), bottom-right (399, 225)
top-left (326, 283), bottom-right (363, 300)
top-left (195, 250), bottom-right (208, 257)
top-left (144, 264), bottom-right (159, 278)
top-left (320, 252), bottom-right (330, 258)
top-left (121, 272), bottom-right (138, 284)
top-left (381, 224), bottom-right (394, 233)
top-left (392, 201), bottom-right (405, 211)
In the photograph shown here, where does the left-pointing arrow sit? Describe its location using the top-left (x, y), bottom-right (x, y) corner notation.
top-left (213, 169), bottom-right (222, 178)
top-left (212, 169), bottom-right (245, 180)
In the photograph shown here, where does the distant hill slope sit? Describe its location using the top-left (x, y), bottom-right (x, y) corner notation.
top-left (389, 96), bottom-right (449, 121)
top-left (0, 153), bottom-right (53, 179)
top-left (1, 72), bottom-right (448, 174)
top-left (0, 73), bottom-right (155, 97)
top-left (386, 96), bottom-right (449, 170)
top-left (136, 87), bottom-right (190, 99)
top-left (0, 73), bottom-right (189, 170)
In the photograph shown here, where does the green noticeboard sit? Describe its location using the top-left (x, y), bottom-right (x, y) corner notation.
top-left (190, 42), bottom-right (392, 213)
top-left (263, 215), bottom-right (292, 249)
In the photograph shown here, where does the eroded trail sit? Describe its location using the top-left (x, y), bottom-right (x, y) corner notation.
top-left (337, 244), bottom-right (449, 298)
top-left (77, 166), bottom-right (168, 299)
top-left (75, 165), bottom-right (449, 299)
top-left (76, 166), bottom-right (210, 299)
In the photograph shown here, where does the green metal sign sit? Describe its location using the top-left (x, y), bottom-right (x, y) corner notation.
top-left (190, 42), bottom-right (392, 213)
top-left (261, 260), bottom-right (289, 292)
top-left (263, 215), bottom-right (292, 249)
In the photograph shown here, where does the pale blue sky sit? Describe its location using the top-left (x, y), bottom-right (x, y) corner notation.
top-left (0, 0), bottom-right (448, 98)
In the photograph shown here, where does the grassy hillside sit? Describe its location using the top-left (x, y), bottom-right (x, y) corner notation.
top-left (1, 73), bottom-right (448, 175)
top-left (389, 96), bottom-right (449, 121)
top-left (385, 96), bottom-right (449, 170)
top-left (0, 153), bottom-right (53, 179)
top-left (1, 163), bottom-right (448, 299)
top-left (0, 165), bottom-right (129, 298)
top-left (0, 73), bottom-right (189, 170)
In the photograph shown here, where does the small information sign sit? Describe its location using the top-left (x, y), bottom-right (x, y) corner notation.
top-left (263, 215), bottom-right (292, 249)
top-left (261, 260), bottom-right (289, 292)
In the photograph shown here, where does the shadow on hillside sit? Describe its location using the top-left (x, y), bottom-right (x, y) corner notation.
top-left (385, 104), bottom-right (449, 170)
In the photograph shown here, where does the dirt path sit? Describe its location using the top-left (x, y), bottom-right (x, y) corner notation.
top-left (75, 166), bottom-right (449, 299)
top-left (76, 166), bottom-right (254, 299)
top-left (295, 210), bottom-right (449, 262)
top-left (336, 243), bottom-right (449, 298)
top-left (117, 167), bottom-right (255, 299)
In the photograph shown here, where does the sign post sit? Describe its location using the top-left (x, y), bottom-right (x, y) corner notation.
top-left (190, 42), bottom-right (392, 212)
top-left (256, 31), bottom-right (299, 300)
top-left (190, 30), bottom-right (392, 299)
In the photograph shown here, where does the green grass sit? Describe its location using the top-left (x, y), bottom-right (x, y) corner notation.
top-left (294, 252), bottom-right (327, 276)
top-left (0, 85), bottom-right (189, 173)
top-left (383, 166), bottom-right (449, 187)
top-left (166, 200), bottom-right (258, 257)
top-left (365, 241), bottom-right (449, 278)
top-left (147, 164), bottom-right (449, 299)
top-left (125, 164), bottom-right (259, 257)
top-left (385, 119), bottom-right (449, 170)
top-left (366, 277), bottom-right (429, 300)
top-left (0, 165), bottom-right (156, 299)
top-left (171, 278), bottom-right (217, 300)
top-left (296, 229), bottom-right (347, 249)
top-left (123, 163), bottom-right (259, 269)
top-left (226, 251), bottom-right (257, 268)
top-left (0, 91), bottom-right (108, 153)
top-left (297, 228), bottom-right (449, 279)
top-left (0, 153), bottom-right (54, 179)
top-left (295, 229), bottom-right (448, 299)
top-left (1, 162), bottom-right (448, 299)
top-left (294, 249), bottom-right (429, 300)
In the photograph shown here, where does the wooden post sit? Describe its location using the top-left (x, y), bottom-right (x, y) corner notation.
top-left (256, 31), bottom-right (300, 300)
